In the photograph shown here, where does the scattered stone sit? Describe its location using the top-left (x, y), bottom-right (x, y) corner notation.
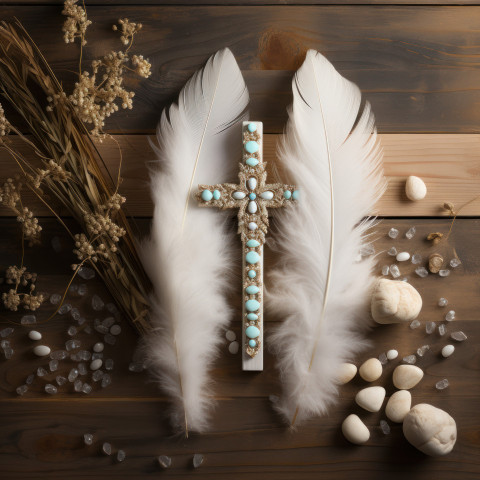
top-left (385, 390), bottom-right (411, 423)
top-left (387, 247), bottom-right (397, 256)
top-left (33, 345), bottom-right (51, 357)
top-left (110, 325), bottom-right (121, 336)
top-left (192, 453), bottom-right (204, 468)
top-left (102, 442), bottom-right (112, 455)
top-left (92, 370), bottom-right (104, 382)
top-left (355, 386), bottom-right (386, 412)
top-left (65, 339), bottom-right (81, 351)
top-left (381, 265), bottom-right (390, 276)
top-left (90, 359), bottom-right (103, 371)
top-left (68, 368), bottom-right (79, 382)
top-left (104, 359), bottom-right (114, 370)
top-left (379, 419), bottom-right (391, 435)
top-left (74, 379), bottom-right (83, 392)
top-left (426, 321), bottom-right (436, 334)
top-left (81, 383), bottom-right (92, 394)
top-left (117, 450), bottom-right (126, 462)
top-left (3, 347), bottom-right (14, 359)
top-left (50, 350), bottom-right (68, 360)
top-left (228, 341), bottom-right (239, 354)
top-left (78, 267), bottom-right (95, 280)
top-left (403, 404), bottom-right (456, 456)
top-left (342, 414), bottom-right (370, 445)
top-left (49, 293), bottom-right (62, 305)
top-left (441, 345), bottom-right (455, 358)
top-left (77, 284), bottom-right (88, 296)
top-left (402, 355), bottom-right (417, 365)
top-left (436, 378), bottom-right (449, 390)
top-left (92, 353), bottom-right (103, 360)
top-left (393, 365), bottom-right (424, 390)
top-left (378, 352), bottom-right (388, 365)
top-left (451, 331), bottom-right (467, 342)
top-left (58, 304), bottom-right (71, 315)
top-left (396, 252), bottom-right (410, 262)
top-left (79, 350), bottom-right (91, 361)
top-left (16, 385), bottom-right (28, 396)
top-left (226, 330), bottom-right (236, 341)
top-left (445, 310), bottom-right (456, 322)
top-left (449, 258), bottom-right (461, 268)
top-left (101, 374), bottom-right (112, 388)
top-left (411, 253), bottom-right (422, 264)
top-left (26, 374), bottom-right (35, 385)
top-left (388, 228), bottom-right (399, 239)
top-left (21, 315), bottom-right (36, 325)
top-left (360, 244), bottom-right (375, 258)
top-left (93, 342), bottom-right (104, 353)
top-left (67, 326), bottom-right (77, 337)
top-left (0, 328), bottom-right (13, 338)
top-left (45, 384), bottom-right (57, 394)
top-left (417, 345), bottom-right (430, 357)
top-left (78, 362), bottom-right (88, 375)
top-left (102, 317), bottom-right (115, 328)
top-left (415, 267), bottom-right (429, 278)
top-left (91, 295), bottom-right (104, 311)
top-left (104, 334), bottom-right (116, 346)
top-left (1, 339), bottom-right (10, 349)
top-left (157, 455), bottom-right (172, 469)
top-left (405, 176), bottom-right (427, 201)
top-left (84, 433), bottom-right (94, 445)
top-left (438, 324), bottom-right (446, 336)
top-left (359, 358), bottom-right (383, 382)
top-left (409, 319), bottom-right (421, 329)
top-left (405, 226), bottom-right (416, 239)
top-left (336, 363), bottom-right (357, 385)
top-left (28, 330), bottom-right (42, 341)
top-left (56, 375), bottom-right (67, 386)
top-left (428, 253), bottom-right (444, 274)
top-left (439, 269), bottom-right (451, 277)
top-left (438, 297), bottom-right (448, 307)
top-left (49, 360), bottom-right (59, 372)
top-left (390, 264), bottom-right (401, 278)
top-left (386, 349), bottom-right (398, 360)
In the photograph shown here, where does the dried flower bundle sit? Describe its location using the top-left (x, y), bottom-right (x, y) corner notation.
top-left (0, 20), bottom-right (151, 332)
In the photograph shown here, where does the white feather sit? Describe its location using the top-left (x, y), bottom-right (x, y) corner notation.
top-left (140, 48), bottom-right (249, 434)
top-left (267, 50), bottom-right (386, 427)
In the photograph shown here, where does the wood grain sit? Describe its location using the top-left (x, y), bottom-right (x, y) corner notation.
top-left (2, 134), bottom-right (479, 217)
top-left (3, 6), bottom-right (480, 132)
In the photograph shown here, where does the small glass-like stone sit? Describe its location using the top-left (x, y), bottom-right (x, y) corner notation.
top-left (50, 350), bottom-right (68, 360)
top-left (158, 455), bottom-right (172, 469)
top-left (74, 379), bottom-right (83, 392)
top-left (445, 310), bottom-right (456, 322)
top-left (92, 295), bottom-right (104, 311)
top-left (94, 324), bottom-right (108, 334)
top-left (70, 353), bottom-right (81, 362)
top-left (16, 384), bottom-right (28, 396)
top-left (26, 374), bottom-right (35, 385)
top-left (426, 321), bottom-right (436, 334)
top-left (360, 244), bottom-right (375, 257)
top-left (104, 334), bottom-right (116, 346)
top-left (438, 324), bottom-right (446, 336)
top-left (102, 442), bottom-right (112, 455)
top-left (438, 297), bottom-right (448, 307)
top-left (21, 314), bottom-right (36, 325)
top-left (380, 419), bottom-right (391, 435)
top-left (411, 253), bottom-right (422, 264)
top-left (417, 345), bottom-right (430, 357)
top-left (81, 383), bottom-right (92, 394)
top-left (92, 352), bottom-right (103, 360)
top-left (415, 267), bottom-right (429, 278)
top-left (378, 352), bottom-right (388, 365)
top-left (77, 284), bottom-right (88, 296)
top-left (225, 330), bottom-right (236, 341)
top-left (405, 226), bottom-right (416, 239)
top-left (101, 374), bottom-right (112, 388)
top-left (77, 362), bottom-right (88, 375)
top-left (37, 367), bottom-right (47, 377)
top-left (387, 246), bottom-right (397, 256)
top-left (0, 327), bottom-right (14, 338)
top-left (436, 378), bottom-right (449, 390)
top-left (71, 308), bottom-right (81, 321)
top-left (193, 454), bottom-right (204, 468)
top-left (3, 347), bottom-right (14, 359)
top-left (117, 450), bottom-right (126, 462)
top-left (1, 339), bottom-right (10, 349)
top-left (78, 267), bottom-right (95, 280)
top-left (84, 325), bottom-right (92, 335)
top-left (49, 360), bottom-right (59, 372)
top-left (410, 319), bottom-right (421, 329)
top-left (381, 265), bottom-right (390, 276)
top-left (68, 368), bottom-right (79, 382)
top-left (451, 331), bottom-right (467, 341)
top-left (56, 375), bottom-right (67, 386)
top-left (84, 433), bottom-right (93, 445)
top-left (390, 264), bottom-right (401, 278)
top-left (79, 350), bottom-right (91, 361)
top-left (103, 317), bottom-right (115, 328)
top-left (450, 258), bottom-right (461, 268)
top-left (65, 339), bottom-right (81, 351)
top-left (403, 355), bottom-right (416, 365)
top-left (45, 384), bottom-right (57, 394)
top-left (67, 326), bottom-right (77, 337)
top-left (92, 370), bottom-right (104, 382)
top-left (58, 304), bottom-right (71, 315)
top-left (110, 325), bottom-right (121, 336)
top-left (49, 293), bottom-right (62, 305)
top-left (388, 228), bottom-right (399, 239)
top-left (439, 269), bottom-right (450, 277)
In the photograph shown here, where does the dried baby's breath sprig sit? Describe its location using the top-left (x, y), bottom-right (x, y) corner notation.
top-left (0, 102), bottom-right (10, 136)
top-left (131, 54), bottom-right (152, 78)
top-left (2, 265), bottom-right (44, 311)
top-left (113, 18), bottom-right (143, 47)
top-left (62, 0), bottom-right (91, 45)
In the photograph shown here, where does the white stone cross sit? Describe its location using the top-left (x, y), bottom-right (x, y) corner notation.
top-left (196, 121), bottom-right (298, 371)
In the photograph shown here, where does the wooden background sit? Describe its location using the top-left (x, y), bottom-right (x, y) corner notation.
top-left (1, 1), bottom-right (480, 479)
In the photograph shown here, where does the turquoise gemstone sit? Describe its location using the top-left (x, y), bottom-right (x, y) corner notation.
top-left (247, 123), bottom-right (257, 133)
top-left (245, 299), bottom-right (260, 312)
top-left (249, 193), bottom-right (256, 200)
top-left (283, 190), bottom-right (292, 200)
top-left (246, 239), bottom-right (260, 248)
top-left (247, 313), bottom-right (258, 321)
top-left (201, 190), bottom-right (213, 201)
top-left (292, 190), bottom-right (299, 200)
top-left (213, 189), bottom-right (221, 200)
top-left (245, 325), bottom-right (260, 339)
top-left (245, 141), bottom-right (259, 154)
top-left (248, 339), bottom-right (257, 348)
top-left (246, 251), bottom-right (260, 265)
top-left (246, 157), bottom-right (259, 167)
top-left (247, 270), bottom-right (256, 279)
top-left (246, 285), bottom-right (260, 295)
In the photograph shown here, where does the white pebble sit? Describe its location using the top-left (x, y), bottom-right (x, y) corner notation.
top-left (359, 358), bottom-right (383, 382)
top-left (90, 359), bottom-right (103, 371)
top-left (386, 349), bottom-right (398, 360)
top-left (93, 342), bottom-right (104, 353)
top-left (441, 344), bottom-right (455, 358)
top-left (225, 330), bottom-right (236, 342)
top-left (385, 390), bottom-right (411, 423)
top-left (355, 386), bottom-right (386, 412)
top-left (28, 330), bottom-right (42, 341)
top-left (228, 341), bottom-right (239, 354)
top-left (396, 252), bottom-right (410, 262)
top-left (405, 175), bottom-right (427, 201)
top-left (110, 325), bottom-right (121, 336)
top-left (33, 345), bottom-right (51, 357)
top-left (392, 365), bottom-right (424, 390)
top-left (342, 414), bottom-right (370, 445)
top-left (336, 363), bottom-right (357, 385)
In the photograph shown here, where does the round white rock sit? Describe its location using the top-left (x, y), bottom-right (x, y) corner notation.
top-left (28, 330), bottom-right (42, 341)
top-left (90, 359), bottom-right (103, 370)
top-left (33, 345), bottom-right (50, 357)
top-left (393, 365), bottom-right (424, 390)
top-left (386, 390), bottom-right (412, 423)
top-left (355, 386), bottom-right (386, 412)
top-left (93, 342), bottom-right (104, 353)
top-left (405, 175), bottom-right (427, 201)
top-left (342, 414), bottom-right (370, 445)
top-left (336, 363), bottom-right (357, 385)
top-left (359, 358), bottom-right (383, 382)
top-left (396, 252), bottom-right (411, 262)
top-left (403, 404), bottom-right (457, 456)
top-left (442, 345), bottom-right (455, 358)
top-left (386, 349), bottom-right (399, 360)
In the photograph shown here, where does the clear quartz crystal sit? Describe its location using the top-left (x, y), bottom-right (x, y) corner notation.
top-left (49, 360), bottom-right (59, 372)
top-left (71, 309), bottom-right (81, 321)
top-left (417, 345), bottom-right (430, 357)
top-left (26, 374), bottom-right (35, 385)
top-left (79, 350), bottom-right (91, 361)
top-left (1, 339), bottom-right (10, 349)
top-left (78, 267), bottom-right (95, 280)
top-left (360, 244), bottom-right (375, 257)
top-left (45, 384), bottom-right (57, 394)
top-left (411, 253), bottom-right (422, 264)
top-left (193, 454), bottom-right (204, 468)
top-left (415, 267), bottom-right (429, 278)
top-left (426, 321), bottom-right (436, 334)
top-left (21, 315), bottom-right (36, 325)
top-left (445, 310), bottom-right (456, 322)
top-left (81, 383), bottom-right (92, 394)
top-left (84, 325), bottom-right (92, 335)
top-left (84, 433), bottom-right (94, 445)
top-left (92, 352), bottom-right (103, 360)
top-left (380, 420), bottom-right (391, 435)
top-left (58, 304), bottom-right (72, 315)
top-left (439, 269), bottom-right (451, 277)
top-left (450, 258), bottom-right (461, 268)
top-left (438, 324), bottom-right (446, 336)
top-left (101, 374), bottom-right (111, 388)
top-left (102, 317), bottom-right (115, 328)
top-left (403, 355), bottom-right (417, 365)
top-left (49, 293), bottom-right (62, 305)
top-left (438, 297), bottom-right (448, 307)
top-left (37, 367), bottom-right (47, 377)
top-left (16, 384), bottom-right (28, 396)
top-left (77, 284), bottom-right (88, 296)
top-left (91, 295), bottom-right (104, 311)
top-left (68, 368), bottom-right (79, 382)
top-left (387, 246), bottom-right (397, 256)
top-left (381, 265), bottom-right (390, 276)
top-left (74, 379), bottom-right (83, 392)
top-left (70, 353), bottom-right (81, 362)
top-left (378, 352), bottom-right (388, 365)
top-left (104, 359), bottom-right (114, 371)
top-left (67, 326), bottom-right (77, 337)
top-left (92, 370), bottom-right (104, 382)
top-left (117, 450), bottom-right (126, 462)
top-left (158, 455), bottom-right (172, 469)
top-left (388, 228), bottom-right (399, 239)
top-left (56, 375), bottom-right (67, 386)
top-left (405, 226), bottom-right (416, 239)
top-left (102, 442), bottom-right (112, 455)
top-left (77, 363), bottom-right (88, 375)
top-left (0, 327), bottom-right (14, 338)
top-left (4, 347), bottom-right (14, 359)
top-left (104, 334), bottom-right (116, 346)
top-left (451, 331), bottom-right (468, 341)
top-left (410, 319), bottom-right (421, 329)
top-left (436, 378), bottom-right (449, 390)
top-left (50, 350), bottom-right (68, 360)
top-left (390, 264), bottom-right (401, 278)
top-left (66, 339), bottom-right (81, 351)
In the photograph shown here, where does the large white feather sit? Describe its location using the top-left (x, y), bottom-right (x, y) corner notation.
top-left (267, 50), bottom-right (386, 427)
top-left (140, 48), bottom-right (249, 434)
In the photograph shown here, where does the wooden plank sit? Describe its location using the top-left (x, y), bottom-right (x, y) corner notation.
top-left (2, 6), bottom-right (480, 132)
top-left (2, 134), bottom-right (479, 217)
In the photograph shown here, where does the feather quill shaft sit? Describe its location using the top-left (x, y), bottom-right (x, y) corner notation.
top-left (141, 48), bottom-right (248, 434)
top-left (267, 50), bottom-right (386, 427)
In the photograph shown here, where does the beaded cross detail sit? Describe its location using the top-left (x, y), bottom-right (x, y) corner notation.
top-left (196, 121), bottom-right (298, 371)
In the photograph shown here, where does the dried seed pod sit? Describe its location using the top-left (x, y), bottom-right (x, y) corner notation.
top-left (443, 202), bottom-right (456, 215)
top-left (428, 253), bottom-right (444, 273)
top-left (426, 232), bottom-right (443, 245)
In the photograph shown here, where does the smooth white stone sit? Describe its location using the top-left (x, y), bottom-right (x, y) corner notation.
top-left (441, 344), bottom-right (455, 358)
top-left (247, 177), bottom-right (257, 190)
top-left (387, 349), bottom-right (399, 360)
top-left (28, 330), bottom-right (42, 341)
top-left (336, 363), bottom-right (357, 385)
top-left (260, 191), bottom-right (274, 200)
top-left (90, 359), bottom-right (103, 371)
top-left (405, 175), bottom-right (427, 201)
top-left (232, 191), bottom-right (246, 200)
top-left (228, 341), bottom-right (239, 354)
top-left (371, 278), bottom-right (422, 324)
top-left (248, 201), bottom-right (257, 214)
top-left (385, 390), bottom-right (412, 423)
top-left (225, 330), bottom-right (236, 342)
top-left (392, 365), bottom-right (424, 390)
top-left (33, 345), bottom-right (51, 357)
top-left (93, 342), bottom-right (104, 353)
top-left (110, 325), bottom-right (121, 336)
top-left (342, 414), bottom-right (370, 445)
top-left (355, 386), bottom-right (386, 412)
top-left (396, 252), bottom-right (411, 262)
top-left (359, 358), bottom-right (383, 382)
top-left (403, 404), bottom-right (457, 456)
top-left (248, 222), bottom-right (258, 231)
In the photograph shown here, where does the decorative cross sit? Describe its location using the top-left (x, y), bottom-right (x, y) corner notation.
top-left (196, 121), bottom-right (298, 371)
